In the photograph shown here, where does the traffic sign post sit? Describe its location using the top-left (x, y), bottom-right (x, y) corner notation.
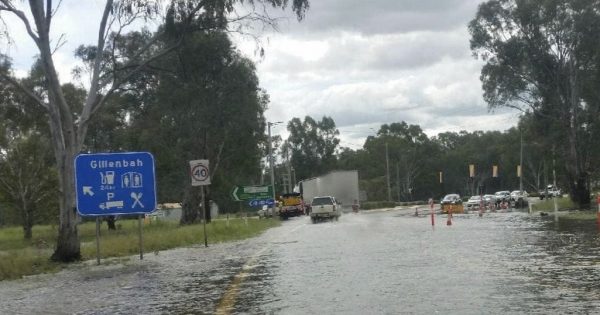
top-left (75, 152), bottom-right (157, 264)
top-left (189, 160), bottom-right (210, 247)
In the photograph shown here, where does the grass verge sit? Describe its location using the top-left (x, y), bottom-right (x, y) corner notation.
top-left (530, 198), bottom-right (577, 212)
top-left (0, 218), bottom-right (280, 281)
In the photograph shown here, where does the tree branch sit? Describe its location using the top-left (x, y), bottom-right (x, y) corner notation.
top-left (0, 72), bottom-right (48, 110)
top-left (0, 0), bottom-right (40, 43)
top-left (79, 0), bottom-right (114, 130)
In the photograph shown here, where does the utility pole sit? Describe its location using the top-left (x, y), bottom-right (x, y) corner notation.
top-left (519, 129), bottom-right (523, 192)
top-left (552, 146), bottom-right (558, 220)
top-left (268, 121), bottom-right (282, 205)
top-left (396, 162), bottom-right (400, 202)
top-left (386, 142), bottom-right (391, 202)
top-left (291, 167), bottom-right (296, 192)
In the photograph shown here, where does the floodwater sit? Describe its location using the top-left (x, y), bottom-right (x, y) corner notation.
top-left (1, 209), bottom-right (599, 314)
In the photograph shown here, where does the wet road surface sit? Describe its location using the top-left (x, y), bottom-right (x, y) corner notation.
top-left (1, 209), bottom-right (599, 314)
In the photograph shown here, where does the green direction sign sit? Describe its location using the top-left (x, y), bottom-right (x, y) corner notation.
top-left (232, 185), bottom-right (273, 201)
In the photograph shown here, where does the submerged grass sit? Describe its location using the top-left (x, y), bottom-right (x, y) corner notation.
top-left (0, 218), bottom-right (280, 281)
top-left (559, 211), bottom-right (597, 221)
top-left (530, 198), bottom-right (577, 212)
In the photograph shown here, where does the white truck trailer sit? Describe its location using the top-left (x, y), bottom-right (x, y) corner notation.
top-left (299, 170), bottom-right (360, 212)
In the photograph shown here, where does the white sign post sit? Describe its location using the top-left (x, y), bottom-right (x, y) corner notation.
top-left (189, 160), bottom-right (210, 247)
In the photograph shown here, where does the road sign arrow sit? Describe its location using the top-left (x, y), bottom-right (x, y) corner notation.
top-left (231, 186), bottom-right (240, 201)
top-left (83, 186), bottom-right (94, 196)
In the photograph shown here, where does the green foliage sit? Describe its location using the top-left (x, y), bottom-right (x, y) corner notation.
top-left (285, 116), bottom-right (340, 182)
top-left (469, 0), bottom-right (600, 205)
top-left (332, 120), bottom-right (567, 203)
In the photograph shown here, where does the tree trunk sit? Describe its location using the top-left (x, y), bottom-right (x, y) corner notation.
top-left (105, 216), bottom-right (116, 230)
top-left (563, 60), bottom-right (590, 208)
top-left (570, 175), bottom-right (590, 207)
top-left (180, 185), bottom-right (201, 225)
top-left (23, 223), bottom-right (32, 240)
top-left (20, 194), bottom-right (32, 240)
top-left (50, 146), bottom-right (81, 262)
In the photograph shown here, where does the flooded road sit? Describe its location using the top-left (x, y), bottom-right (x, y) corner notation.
top-left (1, 209), bottom-right (599, 314)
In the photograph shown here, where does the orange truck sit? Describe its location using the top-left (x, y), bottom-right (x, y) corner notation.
top-left (278, 192), bottom-right (306, 219)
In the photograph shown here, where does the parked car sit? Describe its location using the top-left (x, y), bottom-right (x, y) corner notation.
top-left (466, 195), bottom-right (482, 208)
top-left (494, 191), bottom-right (511, 203)
top-left (483, 194), bottom-right (496, 205)
top-left (510, 190), bottom-right (528, 202)
top-left (310, 196), bottom-right (341, 223)
top-left (441, 194), bottom-right (462, 205)
top-left (539, 185), bottom-right (562, 199)
top-left (257, 205), bottom-right (274, 219)
top-left (440, 194), bottom-right (464, 213)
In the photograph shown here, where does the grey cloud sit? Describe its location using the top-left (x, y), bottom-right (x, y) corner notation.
top-left (271, 0), bottom-right (482, 35)
top-left (261, 30), bottom-right (472, 76)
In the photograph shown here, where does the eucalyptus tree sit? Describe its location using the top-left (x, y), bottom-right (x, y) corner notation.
top-left (125, 31), bottom-right (269, 224)
top-left (469, 0), bottom-right (600, 205)
top-left (284, 116), bottom-right (340, 181)
top-left (0, 58), bottom-right (58, 238)
top-left (0, 0), bottom-right (309, 262)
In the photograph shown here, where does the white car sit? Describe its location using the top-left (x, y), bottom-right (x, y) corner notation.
top-left (494, 191), bottom-right (511, 202)
top-left (257, 205), bottom-right (275, 219)
top-left (466, 195), bottom-right (482, 208)
top-left (310, 196), bottom-right (341, 223)
top-left (510, 190), bottom-right (528, 201)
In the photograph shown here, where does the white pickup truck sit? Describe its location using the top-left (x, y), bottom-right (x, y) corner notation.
top-left (539, 185), bottom-right (562, 199)
top-left (310, 196), bottom-right (341, 223)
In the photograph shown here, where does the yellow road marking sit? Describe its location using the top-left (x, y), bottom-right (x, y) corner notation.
top-left (215, 222), bottom-right (305, 314)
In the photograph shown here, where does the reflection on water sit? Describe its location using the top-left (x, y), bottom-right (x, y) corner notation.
top-left (0, 211), bottom-right (598, 314)
top-left (233, 212), bottom-right (600, 314)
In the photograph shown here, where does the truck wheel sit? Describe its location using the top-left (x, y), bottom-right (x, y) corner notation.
top-left (311, 217), bottom-right (316, 224)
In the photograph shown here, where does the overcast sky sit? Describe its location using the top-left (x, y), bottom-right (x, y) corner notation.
top-left (236, 0), bottom-right (518, 149)
top-left (2, 0), bottom-right (519, 150)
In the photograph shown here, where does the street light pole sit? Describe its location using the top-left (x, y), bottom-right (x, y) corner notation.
top-left (268, 121), bottom-right (283, 206)
top-left (386, 142), bottom-right (391, 202)
top-left (519, 129), bottom-right (523, 192)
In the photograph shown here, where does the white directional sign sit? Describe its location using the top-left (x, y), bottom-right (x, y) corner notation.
top-left (190, 159), bottom-right (210, 186)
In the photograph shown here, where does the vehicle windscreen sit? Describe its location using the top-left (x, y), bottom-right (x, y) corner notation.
top-left (443, 195), bottom-right (457, 201)
top-left (312, 197), bottom-right (333, 206)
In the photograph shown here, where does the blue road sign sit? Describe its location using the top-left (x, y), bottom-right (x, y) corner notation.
top-left (249, 199), bottom-right (275, 208)
top-left (75, 152), bottom-right (157, 216)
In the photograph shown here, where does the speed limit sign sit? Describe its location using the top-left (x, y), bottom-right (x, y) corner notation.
top-left (189, 160), bottom-right (210, 186)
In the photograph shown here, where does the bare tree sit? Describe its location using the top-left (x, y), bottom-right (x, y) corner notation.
top-left (0, 0), bottom-right (308, 262)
